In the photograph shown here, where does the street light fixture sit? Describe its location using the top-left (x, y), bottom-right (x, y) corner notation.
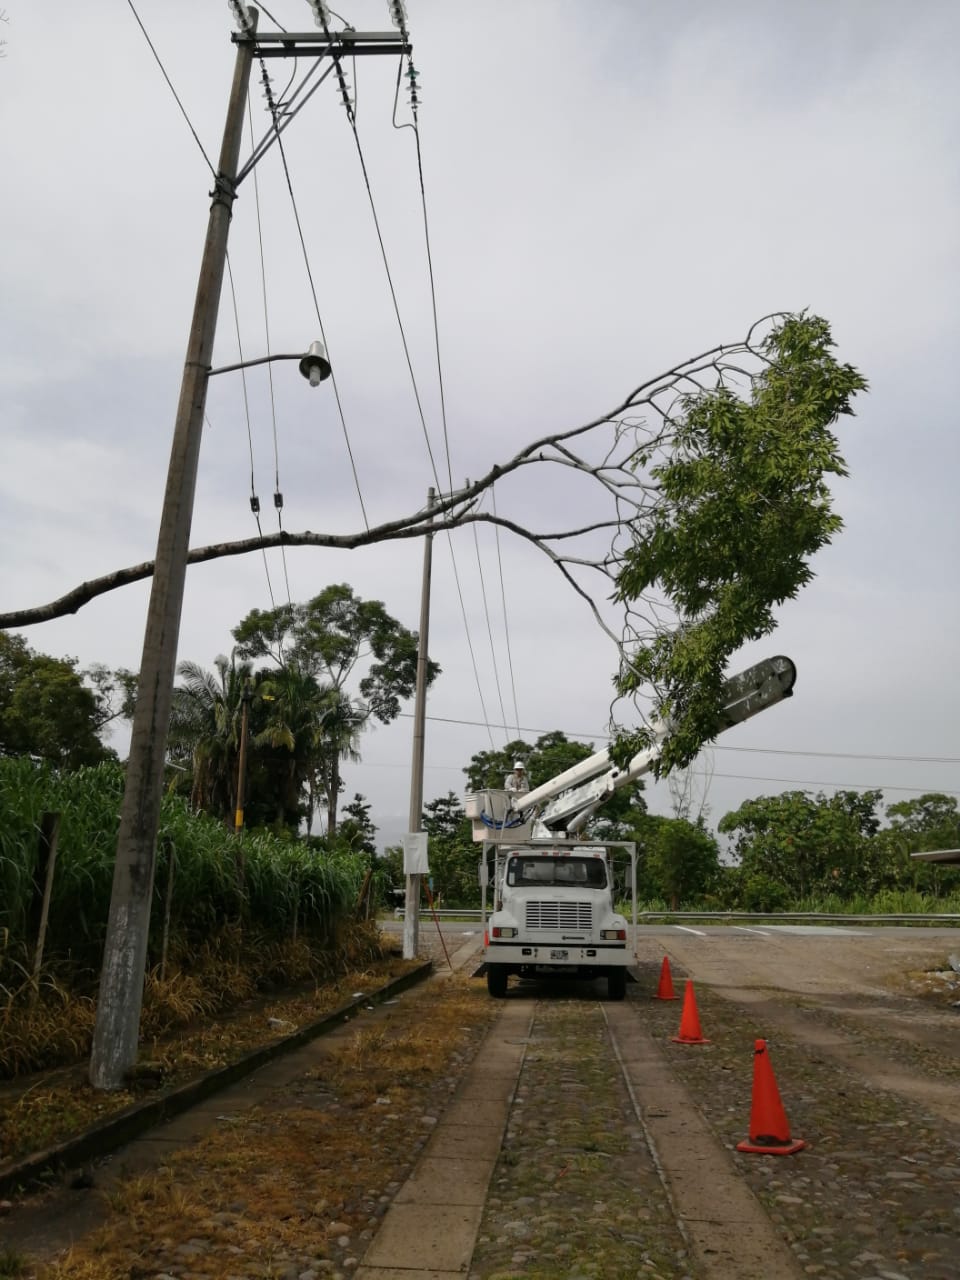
top-left (206, 341), bottom-right (332, 384)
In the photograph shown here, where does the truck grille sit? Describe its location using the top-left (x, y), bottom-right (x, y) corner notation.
top-left (525, 901), bottom-right (593, 931)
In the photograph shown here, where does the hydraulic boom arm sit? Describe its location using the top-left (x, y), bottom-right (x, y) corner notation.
top-left (518, 655), bottom-right (796, 837)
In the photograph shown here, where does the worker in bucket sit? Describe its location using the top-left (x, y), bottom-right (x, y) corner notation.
top-left (504, 760), bottom-right (530, 794)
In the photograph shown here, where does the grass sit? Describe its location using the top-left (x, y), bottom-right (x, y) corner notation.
top-left (1, 913), bottom-right (386, 1080)
top-left (0, 937), bottom-right (416, 1165)
top-left (26, 974), bottom-right (500, 1279)
top-left (0, 757), bottom-right (370, 984)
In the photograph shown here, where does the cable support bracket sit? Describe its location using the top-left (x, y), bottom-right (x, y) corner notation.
top-left (208, 173), bottom-right (238, 208)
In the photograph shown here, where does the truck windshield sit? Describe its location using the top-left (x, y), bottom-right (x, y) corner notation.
top-left (506, 857), bottom-right (606, 889)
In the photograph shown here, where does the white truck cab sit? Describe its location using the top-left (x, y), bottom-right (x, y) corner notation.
top-left (482, 841), bottom-right (634, 999)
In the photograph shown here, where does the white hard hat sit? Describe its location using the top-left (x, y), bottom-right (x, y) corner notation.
top-left (514, 760), bottom-right (525, 770)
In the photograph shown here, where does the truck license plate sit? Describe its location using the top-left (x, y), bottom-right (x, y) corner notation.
top-left (549, 949), bottom-right (569, 961)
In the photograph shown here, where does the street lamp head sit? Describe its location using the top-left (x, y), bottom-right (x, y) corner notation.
top-left (299, 340), bottom-right (331, 387)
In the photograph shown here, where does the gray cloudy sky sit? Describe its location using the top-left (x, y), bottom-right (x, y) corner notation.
top-left (2, 0), bottom-right (958, 849)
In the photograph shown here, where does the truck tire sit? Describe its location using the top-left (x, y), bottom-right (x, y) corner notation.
top-left (486, 964), bottom-right (508, 998)
top-left (607, 968), bottom-right (627, 1001)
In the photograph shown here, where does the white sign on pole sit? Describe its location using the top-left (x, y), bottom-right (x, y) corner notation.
top-left (402, 831), bottom-right (429, 875)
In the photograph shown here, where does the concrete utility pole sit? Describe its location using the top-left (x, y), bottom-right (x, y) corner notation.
top-left (88, 14), bottom-right (409, 1091)
top-left (403, 488), bottom-right (436, 959)
top-left (89, 15), bottom-right (259, 1090)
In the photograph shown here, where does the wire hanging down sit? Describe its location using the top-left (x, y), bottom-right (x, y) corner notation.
top-left (254, 38), bottom-right (371, 530)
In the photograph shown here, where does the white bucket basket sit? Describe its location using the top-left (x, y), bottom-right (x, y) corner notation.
top-left (465, 789), bottom-right (533, 842)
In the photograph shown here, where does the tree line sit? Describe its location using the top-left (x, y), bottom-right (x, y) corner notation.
top-left (379, 736), bottom-right (960, 912)
top-left (3, 619), bottom-right (958, 914)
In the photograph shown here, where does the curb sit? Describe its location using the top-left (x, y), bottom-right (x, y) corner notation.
top-left (0, 960), bottom-right (432, 1199)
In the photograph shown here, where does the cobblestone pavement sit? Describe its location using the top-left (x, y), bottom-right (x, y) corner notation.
top-left (4, 927), bottom-right (960, 1280)
top-left (469, 995), bottom-right (693, 1280)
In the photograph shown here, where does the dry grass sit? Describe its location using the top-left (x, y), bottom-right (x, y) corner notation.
top-left (0, 930), bottom-right (413, 1166)
top-left (28, 975), bottom-right (498, 1279)
top-left (1, 921), bottom-right (387, 1081)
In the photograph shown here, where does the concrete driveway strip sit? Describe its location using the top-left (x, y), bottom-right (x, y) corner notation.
top-left (604, 1003), bottom-right (804, 1280)
top-left (356, 999), bottom-right (532, 1280)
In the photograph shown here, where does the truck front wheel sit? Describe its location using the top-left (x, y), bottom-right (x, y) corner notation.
top-left (607, 968), bottom-right (627, 1001)
top-left (486, 964), bottom-right (509, 998)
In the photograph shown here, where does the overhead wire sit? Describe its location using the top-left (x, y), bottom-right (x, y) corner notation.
top-left (125, 0), bottom-right (216, 177)
top-left (390, 39), bottom-right (523, 749)
top-left (249, 27), bottom-right (371, 530)
top-left (324, 26), bottom-right (443, 492)
top-left (394, 711), bottom-right (960, 765)
top-left (246, 95), bottom-right (293, 605)
top-left (492, 486), bottom-right (522, 738)
top-left (387, 18), bottom-right (523, 750)
top-left (314, 10), bottom-right (503, 749)
top-left (225, 251), bottom-right (277, 611)
top-left (470, 498), bottom-right (511, 740)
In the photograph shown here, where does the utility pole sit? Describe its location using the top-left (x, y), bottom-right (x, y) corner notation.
top-left (88, 14), bottom-right (410, 1091)
top-left (403, 488), bottom-right (436, 959)
top-left (89, 14), bottom-right (259, 1089)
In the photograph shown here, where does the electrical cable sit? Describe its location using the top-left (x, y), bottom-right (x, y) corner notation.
top-left (256, 3), bottom-right (287, 32)
top-left (392, 56), bottom-right (454, 499)
top-left (317, 18), bottom-right (504, 757)
top-left (492, 486), bottom-right (522, 738)
top-left (225, 250), bottom-right (276, 611)
top-left (246, 96), bottom-right (293, 606)
top-left (701, 772), bottom-right (960, 798)
top-left (470, 509), bottom-right (510, 742)
top-left (444, 537), bottom-right (497, 751)
top-left (326, 36), bottom-right (444, 493)
top-left (391, 709), bottom-right (960, 769)
top-left (125, 0), bottom-right (216, 177)
top-left (392, 47), bottom-right (526, 754)
top-left (253, 49), bottom-right (371, 530)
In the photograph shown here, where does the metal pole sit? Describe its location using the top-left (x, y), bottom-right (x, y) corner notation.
top-left (403, 488), bottom-right (436, 960)
top-left (89, 12), bottom-right (259, 1089)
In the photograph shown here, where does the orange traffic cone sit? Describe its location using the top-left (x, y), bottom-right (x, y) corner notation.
top-left (671, 980), bottom-right (710, 1044)
top-left (653, 955), bottom-right (679, 1000)
top-left (736, 1039), bottom-right (806, 1156)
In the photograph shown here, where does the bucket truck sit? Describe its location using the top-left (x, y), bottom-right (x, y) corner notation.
top-left (465, 655), bottom-right (797, 999)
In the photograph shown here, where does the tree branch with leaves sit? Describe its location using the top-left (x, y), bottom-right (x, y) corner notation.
top-left (2, 313), bottom-right (866, 774)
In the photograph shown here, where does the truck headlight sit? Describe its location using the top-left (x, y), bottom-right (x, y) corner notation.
top-left (492, 926), bottom-right (517, 938)
top-left (601, 928), bottom-right (626, 940)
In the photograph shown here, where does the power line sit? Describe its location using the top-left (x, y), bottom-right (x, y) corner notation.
top-left (702, 772), bottom-right (960, 798)
top-left (125, 0), bottom-right (215, 176)
top-left (326, 28), bottom-right (444, 494)
top-left (383, 39), bottom-right (518, 755)
top-left (390, 710), bottom-right (960, 767)
top-left (492, 486), bottom-right (522, 737)
top-left (714, 745), bottom-right (960, 765)
top-left (246, 96), bottom-right (293, 606)
top-left (225, 251), bottom-right (277, 611)
top-left (442, 535), bottom-right (497, 751)
top-left (470, 510), bottom-right (510, 743)
top-left (254, 50), bottom-right (370, 530)
top-left (319, 19), bottom-right (504, 757)
top-left (392, 54), bottom-right (453, 496)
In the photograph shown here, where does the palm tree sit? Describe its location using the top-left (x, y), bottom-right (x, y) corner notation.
top-left (254, 664), bottom-right (329, 830)
top-left (167, 654), bottom-right (252, 821)
top-left (314, 686), bottom-right (362, 837)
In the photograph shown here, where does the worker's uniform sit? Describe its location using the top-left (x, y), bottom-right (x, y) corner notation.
top-left (505, 770), bottom-right (530, 795)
